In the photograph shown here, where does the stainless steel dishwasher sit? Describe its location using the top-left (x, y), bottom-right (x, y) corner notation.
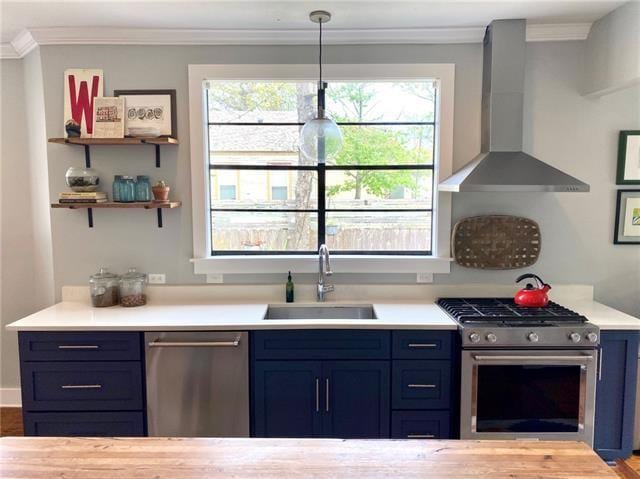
top-left (145, 331), bottom-right (249, 437)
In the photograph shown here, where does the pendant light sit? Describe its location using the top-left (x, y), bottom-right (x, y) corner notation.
top-left (299, 10), bottom-right (343, 164)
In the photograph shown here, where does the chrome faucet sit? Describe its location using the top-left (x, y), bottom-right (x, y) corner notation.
top-left (317, 244), bottom-right (334, 302)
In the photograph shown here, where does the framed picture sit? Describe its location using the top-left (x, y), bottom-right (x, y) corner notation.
top-left (616, 130), bottom-right (640, 185)
top-left (64, 69), bottom-right (103, 137)
top-left (614, 190), bottom-right (640, 244)
top-left (114, 89), bottom-right (177, 138)
top-left (92, 97), bottom-right (125, 138)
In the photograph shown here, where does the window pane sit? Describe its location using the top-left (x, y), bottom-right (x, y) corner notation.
top-left (212, 211), bottom-right (317, 252)
top-left (210, 170), bottom-right (317, 210)
top-left (325, 211), bottom-right (432, 252)
top-left (326, 169), bottom-right (432, 210)
top-left (334, 125), bottom-right (433, 166)
top-left (207, 81), bottom-right (316, 121)
top-left (326, 81), bottom-right (435, 123)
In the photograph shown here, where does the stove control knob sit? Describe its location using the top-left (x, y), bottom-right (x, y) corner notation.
top-left (569, 332), bottom-right (581, 343)
top-left (469, 333), bottom-right (481, 343)
top-left (527, 332), bottom-right (539, 343)
top-left (486, 333), bottom-right (498, 343)
top-left (586, 332), bottom-right (598, 343)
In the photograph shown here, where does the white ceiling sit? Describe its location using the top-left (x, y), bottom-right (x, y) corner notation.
top-left (0, 0), bottom-right (625, 43)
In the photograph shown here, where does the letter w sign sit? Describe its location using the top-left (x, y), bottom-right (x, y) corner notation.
top-left (64, 69), bottom-right (103, 137)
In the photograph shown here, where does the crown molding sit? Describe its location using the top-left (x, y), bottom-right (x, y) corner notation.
top-left (0, 43), bottom-right (19, 59)
top-left (526, 23), bottom-right (592, 42)
top-left (0, 23), bottom-right (592, 59)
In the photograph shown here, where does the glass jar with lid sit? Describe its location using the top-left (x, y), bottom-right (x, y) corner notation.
top-left (89, 268), bottom-right (120, 307)
top-left (119, 176), bottom-right (136, 202)
top-left (120, 268), bottom-right (147, 307)
top-left (135, 175), bottom-right (151, 202)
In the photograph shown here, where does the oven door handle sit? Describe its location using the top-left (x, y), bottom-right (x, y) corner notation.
top-left (472, 355), bottom-right (594, 362)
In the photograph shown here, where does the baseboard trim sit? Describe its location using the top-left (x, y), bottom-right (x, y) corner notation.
top-left (0, 388), bottom-right (22, 407)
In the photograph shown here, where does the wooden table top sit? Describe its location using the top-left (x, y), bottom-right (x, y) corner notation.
top-left (0, 437), bottom-right (617, 479)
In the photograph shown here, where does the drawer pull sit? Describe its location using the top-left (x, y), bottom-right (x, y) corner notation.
top-left (58, 345), bottom-right (100, 350)
top-left (407, 434), bottom-right (435, 438)
top-left (407, 384), bottom-right (437, 389)
top-left (407, 343), bottom-right (437, 348)
top-left (61, 384), bottom-right (102, 389)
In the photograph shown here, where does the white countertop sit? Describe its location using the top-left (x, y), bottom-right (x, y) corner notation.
top-left (4, 302), bottom-right (457, 331)
top-left (5, 297), bottom-right (639, 331)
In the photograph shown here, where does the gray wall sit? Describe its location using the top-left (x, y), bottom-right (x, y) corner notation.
top-left (1, 51), bottom-right (55, 390)
top-left (37, 41), bottom-right (639, 316)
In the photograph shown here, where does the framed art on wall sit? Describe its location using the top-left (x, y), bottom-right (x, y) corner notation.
top-left (616, 130), bottom-right (640, 185)
top-left (614, 190), bottom-right (640, 245)
top-left (92, 97), bottom-right (125, 138)
top-left (114, 89), bottom-right (177, 138)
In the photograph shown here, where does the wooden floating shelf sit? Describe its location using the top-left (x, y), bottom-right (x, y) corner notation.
top-left (51, 201), bottom-right (181, 209)
top-left (51, 201), bottom-right (181, 228)
top-left (48, 137), bottom-right (179, 146)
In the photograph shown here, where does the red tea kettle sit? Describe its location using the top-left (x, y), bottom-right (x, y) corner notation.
top-left (514, 274), bottom-right (551, 307)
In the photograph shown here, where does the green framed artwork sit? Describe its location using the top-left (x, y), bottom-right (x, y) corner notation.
top-left (616, 130), bottom-right (640, 185)
top-left (614, 190), bottom-right (640, 245)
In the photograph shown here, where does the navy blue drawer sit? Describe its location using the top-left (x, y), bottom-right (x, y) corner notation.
top-left (19, 332), bottom-right (142, 362)
top-left (392, 360), bottom-right (451, 409)
top-left (392, 331), bottom-right (454, 359)
top-left (253, 330), bottom-right (390, 360)
top-left (24, 411), bottom-right (144, 437)
top-left (21, 361), bottom-right (143, 411)
top-left (391, 411), bottom-right (451, 439)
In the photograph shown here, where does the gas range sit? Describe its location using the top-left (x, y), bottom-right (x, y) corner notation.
top-left (437, 298), bottom-right (600, 349)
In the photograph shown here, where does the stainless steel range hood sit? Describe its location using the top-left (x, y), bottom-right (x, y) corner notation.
top-left (439, 19), bottom-right (589, 192)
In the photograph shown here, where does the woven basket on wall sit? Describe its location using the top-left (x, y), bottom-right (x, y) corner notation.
top-left (452, 215), bottom-right (541, 270)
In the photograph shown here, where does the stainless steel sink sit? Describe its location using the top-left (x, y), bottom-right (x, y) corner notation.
top-left (264, 305), bottom-right (376, 320)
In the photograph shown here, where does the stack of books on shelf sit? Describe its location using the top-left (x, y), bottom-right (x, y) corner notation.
top-left (58, 192), bottom-right (108, 203)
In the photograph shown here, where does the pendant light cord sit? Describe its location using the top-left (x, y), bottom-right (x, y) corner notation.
top-left (319, 19), bottom-right (323, 85)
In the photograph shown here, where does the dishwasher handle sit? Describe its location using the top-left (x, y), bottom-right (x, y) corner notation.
top-left (148, 335), bottom-right (241, 348)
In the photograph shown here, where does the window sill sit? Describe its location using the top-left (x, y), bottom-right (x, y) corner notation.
top-left (191, 255), bottom-right (453, 275)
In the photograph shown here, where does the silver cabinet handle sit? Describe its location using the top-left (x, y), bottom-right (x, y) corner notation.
top-left (408, 343), bottom-right (437, 348)
top-left (407, 434), bottom-right (435, 438)
top-left (315, 378), bottom-right (320, 413)
top-left (61, 384), bottom-right (102, 389)
top-left (598, 349), bottom-right (603, 381)
top-left (58, 345), bottom-right (99, 350)
top-left (325, 378), bottom-right (330, 413)
top-left (407, 384), bottom-right (437, 388)
top-left (473, 355), bottom-right (593, 362)
top-left (148, 336), bottom-right (241, 348)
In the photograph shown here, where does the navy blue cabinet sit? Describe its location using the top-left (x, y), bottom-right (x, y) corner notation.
top-left (251, 329), bottom-right (458, 439)
top-left (253, 361), bottom-right (323, 438)
top-left (18, 331), bottom-right (145, 437)
top-left (322, 361), bottom-right (390, 438)
top-left (594, 330), bottom-right (639, 462)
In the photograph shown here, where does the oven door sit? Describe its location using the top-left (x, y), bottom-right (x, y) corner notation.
top-left (461, 349), bottom-right (597, 445)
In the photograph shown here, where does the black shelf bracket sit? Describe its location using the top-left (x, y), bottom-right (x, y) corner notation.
top-left (140, 140), bottom-right (162, 168)
top-left (84, 145), bottom-right (91, 168)
top-left (157, 208), bottom-right (163, 228)
top-left (87, 208), bottom-right (94, 228)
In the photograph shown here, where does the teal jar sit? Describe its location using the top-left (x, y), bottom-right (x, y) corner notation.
top-left (135, 175), bottom-right (151, 202)
top-left (120, 176), bottom-right (136, 203)
top-left (112, 175), bottom-right (123, 202)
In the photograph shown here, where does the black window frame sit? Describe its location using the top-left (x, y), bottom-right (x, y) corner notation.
top-left (206, 85), bottom-right (437, 256)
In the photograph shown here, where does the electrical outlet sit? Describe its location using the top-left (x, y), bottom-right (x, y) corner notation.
top-left (148, 274), bottom-right (166, 284)
top-left (416, 273), bottom-right (433, 283)
top-left (206, 273), bottom-right (224, 284)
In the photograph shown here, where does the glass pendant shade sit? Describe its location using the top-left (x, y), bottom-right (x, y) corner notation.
top-left (300, 117), bottom-right (343, 163)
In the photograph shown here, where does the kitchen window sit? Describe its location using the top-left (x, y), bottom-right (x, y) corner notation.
top-left (189, 65), bottom-right (454, 274)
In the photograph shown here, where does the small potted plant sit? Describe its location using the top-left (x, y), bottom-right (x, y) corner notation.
top-left (152, 180), bottom-right (170, 202)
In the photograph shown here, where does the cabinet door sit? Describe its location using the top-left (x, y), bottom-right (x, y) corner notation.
top-left (322, 361), bottom-right (390, 438)
top-left (594, 331), bottom-right (639, 462)
top-left (252, 361), bottom-right (322, 438)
